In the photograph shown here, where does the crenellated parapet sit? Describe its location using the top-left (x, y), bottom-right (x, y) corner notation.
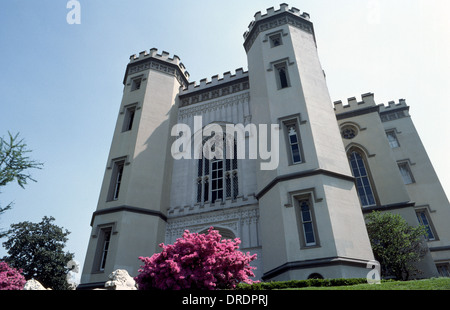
top-left (379, 98), bottom-right (410, 122)
top-left (123, 48), bottom-right (190, 88)
top-left (243, 3), bottom-right (313, 52)
top-left (179, 68), bottom-right (250, 107)
top-left (378, 98), bottom-right (408, 113)
top-left (333, 92), bottom-right (377, 115)
top-left (334, 93), bottom-right (410, 121)
top-left (182, 68), bottom-right (248, 94)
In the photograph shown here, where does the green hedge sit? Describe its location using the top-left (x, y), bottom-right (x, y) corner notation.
top-left (236, 278), bottom-right (368, 290)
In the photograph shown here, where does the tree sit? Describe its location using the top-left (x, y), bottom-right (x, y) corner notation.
top-left (0, 132), bottom-right (43, 237)
top-left (0, 261), bottom-right (26, 290)
top-left (2, 216), bottom-right (74, 290)
top-left (135, 227), bottom-right (258, 290)
top-left (365, 211), bottom-right (428, 280)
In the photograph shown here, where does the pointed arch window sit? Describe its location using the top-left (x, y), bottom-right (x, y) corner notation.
top-left (197, 134), bottom-right (238, 204)
top-left (348, 150), bottom-right (376, 207)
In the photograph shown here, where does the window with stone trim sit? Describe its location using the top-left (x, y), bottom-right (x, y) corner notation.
top-left (292, 194), bottom-right (319, 248)
top-left (108, 159), bottom-right (125, 201)
top-left (281, 118), bottom-right (304, 165)
top-left (131, 77), bottom-right (142, 91)
top-left (122, 105), bottom-right (137, 132)
top-left (341, 125), bottom-right (358, 139)
top-left (348, 150), bottom-right (376, 207)
top-left (92, 226), bottom-right (113, 273)
top-left (386, 130), bottom-right (400, 148)
top-left (269, 33), bottom-right (283, 47)
top-left (274, 62), bottom-right (290, 89)
top-left (99, 228), bottom-right (111, 271)
top-left (436, 264), bottom-right (450, 277)
top-left (298, 199), bottom-right (316, 246)
top-left (398, 161), bottom-right (415, 184)
top-left (415, 209), bottom-right (436, 241)
top-left (197, 134), bottom-right (238, 204)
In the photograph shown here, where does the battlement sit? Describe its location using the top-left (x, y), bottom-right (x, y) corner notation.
top-left (181, 67), bottom-right (249, 95)
top-left (334, 93), bottom-right (410, 120)
top-left (243, 3), bottom-right (311, 40)
top-left (378, 98), bottom-right (408, 113)
top-left (333, 93), bottom-right (377, 114)
top-left (128, 48), bottom-right (190, 79)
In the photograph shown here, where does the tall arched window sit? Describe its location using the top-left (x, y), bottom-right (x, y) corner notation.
top-left (197, 134), bottom-right (238, 204)
top-left (348, 150), bottom-right (376, 207)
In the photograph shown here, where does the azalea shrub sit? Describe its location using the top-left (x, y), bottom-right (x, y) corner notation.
top-left (135, 227), bottom-right (258, 290)
top-left (0, 261), bottom-right (26, 290)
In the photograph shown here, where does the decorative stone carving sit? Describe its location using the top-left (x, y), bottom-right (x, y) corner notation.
top-left (104, 269), bottom-right (137, 290)
top-left (23, 279), bottom-right (51, 290)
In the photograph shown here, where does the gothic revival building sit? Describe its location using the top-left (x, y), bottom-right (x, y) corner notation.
top-left (79, 4), bottom-right (450, 288)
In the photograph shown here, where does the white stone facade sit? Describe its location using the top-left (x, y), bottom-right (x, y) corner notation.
top-left (79, 4), bottom-right (450, 289)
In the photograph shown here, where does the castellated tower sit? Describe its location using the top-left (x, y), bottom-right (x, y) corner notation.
top-left (79, 4), bottom-right (450, 288)
top-left (80, 49), bottom-right (189, 286)
top-left (80, 4), bottom-right (376, 288)
top-left (244, 4), bottom-right (375, 280)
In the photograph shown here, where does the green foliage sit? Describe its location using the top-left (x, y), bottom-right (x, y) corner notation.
top-left (0, 132), bottom-right (43, 188)
top-left (238, 278), bottom-right (450, 290)
top-left (236, 278), bottom-right (368, 290)
top-left (2, 216), bottom-right (74, 290)
top-left (0, 132), bottom-right (43, 237)
top-left (365, 211), bottom-right (428, 280)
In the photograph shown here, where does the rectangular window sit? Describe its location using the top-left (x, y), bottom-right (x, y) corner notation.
top-left (226, 175), bottom-right (231, 198)
top-left (211, 159), bottom-right (223, 202)
top-left (386, 130), bottom-right (400, 148)
top-left (298, 199), bottom-right (316, 246)
top-left (108, 160), bottom-right (125, 201)
top-left (99, 228), bottom-right (112, 271)
top-left (288, 125), bottom-right (302, 164)
top-left (436, 264), bottom-right (450, 277)
top-left (274, 62), bottom-right (290, 89)
top-left (122, 105), bottom-right (136, 132)
top-left (416, 210), bottom-right (436, 241)
top-left (131, 77), bottom-right (142, 91)
top-left (398, 162), bottom-right (415, 184)
top-left (282, 119), bottom-right (303, 165)
top-left (232, 172), bottom-right (238, 200)
top-left (269, 33), bottom-right (282, 47)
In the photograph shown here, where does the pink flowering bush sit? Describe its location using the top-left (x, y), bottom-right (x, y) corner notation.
top-left (135, 227), bottom-right (258, 290)
top-left (0, 261), bottom-right (26, 290)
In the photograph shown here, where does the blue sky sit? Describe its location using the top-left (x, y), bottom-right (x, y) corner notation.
top-left (1, 0), bottom-right (449, 282)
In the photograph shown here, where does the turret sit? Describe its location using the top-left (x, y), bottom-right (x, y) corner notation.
top-left (79, 49), bottom-right (188, 288)
top-left (245, 3), bottom-right (375, 281)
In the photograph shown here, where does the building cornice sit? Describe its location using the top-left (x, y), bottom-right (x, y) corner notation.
top-left (255, 169), bottom-right (355, 200)
top-left (361, 201), bottom-right (416, 213)
top-left (262, 256), bottom-right (372, 281)
top-left (335, 105), bottom-right (380, 121)
top-left (179, 76), bottom-right (249, 108)
top-left (243, 10), bottom-right (315, 53)
top-left (123, 55), bottom-right (189, 88)
top-left (90, 205), bottom-right (167, 226)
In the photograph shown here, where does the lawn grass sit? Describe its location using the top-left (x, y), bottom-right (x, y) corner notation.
top-left (289, 277), bottom-right (450, 290)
